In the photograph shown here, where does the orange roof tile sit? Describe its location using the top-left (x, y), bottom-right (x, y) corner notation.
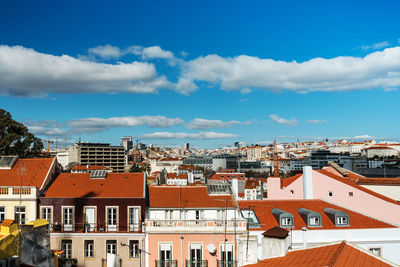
top-left (0, 158), bottom-right (55, 189)
top-left (238, 199), bottom-right (395, 231)
top-left (178, 165), bottom-right (202, 170)
top-left (356, 177), bottom-right (400, 185)
top-left (1, 219), bottom-right (14, 227)
top-left (149, 186), bottom-right (235, 208)
top-left (244, 241), bottom-right (393, 267)
top-left (44, 172), bottom-right (145, 198)
top-left (281, 173), bottom-right (302, 188)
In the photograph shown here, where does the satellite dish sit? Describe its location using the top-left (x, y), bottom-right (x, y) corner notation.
top-left (208, 243), bottom-right (216, 254)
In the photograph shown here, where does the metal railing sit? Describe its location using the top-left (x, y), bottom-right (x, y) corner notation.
top-left (155, 259), bottom-right (178, 267)
top-left (185, 259), bottom-right (208, 267)
top-left (217, 260), bottom-right (238, 267)
top-left (51, 222), bottom-right (141, 233)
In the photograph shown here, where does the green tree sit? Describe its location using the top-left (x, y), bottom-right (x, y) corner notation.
top-left (0, 109), bottom-right (44, 158)
top-left (129, 163), bottom-right (151, 175)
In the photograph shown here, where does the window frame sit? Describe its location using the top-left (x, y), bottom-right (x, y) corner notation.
top-left (84, 240), bottom-right (94, 258)
top-left (40, 206), bottom-right (53, 224)
top-left (281, 217), bottom-right (293, 227)
top-left (61, 239), bottom-right (73, 258)
top-left (0, 206), bottom-right (5, 223)
top-left (369, 247), bottom-right (382, 257)
top-left (14, 206), bottom-right (26, 224)
top-left (128, 206), bottom-right (140, 232)
top-left (106, 240), bottom-right (117, 255)
top-left (129, 240), bottom-right (139, 258)
top-left (106, 206), bottom-right (118, 231)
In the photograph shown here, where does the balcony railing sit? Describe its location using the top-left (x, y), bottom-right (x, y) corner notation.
top-left (51, 222), bottom-right (141, 233)
top-left (0, 186), bottom-right (36, 198)
top-left (146, 220), bottom-right (247, 233)
top-left (185, 259), bottom-right (208, 267)
top-left (155, 259), bottom-right (178, 267)
top-left (217, 260), bottom-right (238, 267)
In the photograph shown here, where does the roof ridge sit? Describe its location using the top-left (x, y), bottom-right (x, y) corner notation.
top-left (327, 241), bottom-right (346, 266)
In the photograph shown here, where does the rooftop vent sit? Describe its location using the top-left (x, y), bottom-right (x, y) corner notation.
top-left (0, 156), bottom-right (18, 169)
top-left (207, 184), bottom-right (232, 195)
top-left (90, 170), bottom-right (107, 179)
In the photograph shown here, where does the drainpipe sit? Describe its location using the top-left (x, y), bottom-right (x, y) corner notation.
top-left (180, 234), bottom-right (184, 267)
top-left (302, 227), bottom-right (307, 248)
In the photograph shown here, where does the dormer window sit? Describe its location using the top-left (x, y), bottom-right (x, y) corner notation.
top-left (298, 208), bottom-right (322, 227)
top-left (324, 208), bottom-right (349, 227)
top-left (272, 208), bottom-right (294, 228)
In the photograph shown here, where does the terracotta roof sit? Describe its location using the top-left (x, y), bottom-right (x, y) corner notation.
top-left (43, 172), bottom-right (145, 198)
top-left (244, 241), bottom-right (393, 267)
top-left (356, 177), bottom-right (400, 185)
top-left (211, 173), bottom-right (246, 180)
top-left (281, 173), bottom-right (302, 188)
top-left (167, 173), bottom-right (188, 179)
top-left (149, 186), bottom-right (235, 208)
top-left (364, 146), bottom-right (393, 150)
top-left (71, 165), bottom-right (103, 170)
top-left (262, 226), bottom-right (289, 239)
top-left (1, 219), bottom-right (14, 227)
top-left (317, 169), bottom-right (400, 205)
top-left (0, 158), bottom-right (55, 189)
top-left (238, 199), bottom-right (395, 231)
top-left (245, 179), bottom-right (259, 189)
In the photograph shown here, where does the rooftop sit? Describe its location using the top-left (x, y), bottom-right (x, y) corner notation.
top-left (244, 241), bottom-right (394, 267)
top-left (149, 186), bottom-right (235, 208)
top-left (43, 172), bottom-right (145, 198)
top-left (238, 199), bottom-right (396, 231)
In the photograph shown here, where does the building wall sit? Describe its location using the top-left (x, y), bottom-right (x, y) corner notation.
top-left (1, 199), bottom-right (36, 222)
top-left (51, 233), bottom-right (144, 267)
top-left (146, 233), bottom-right (237, 267)
top-left (266, 177), bottom-right (304, 199)
top-left (360, 185), bottom-right (400, 201)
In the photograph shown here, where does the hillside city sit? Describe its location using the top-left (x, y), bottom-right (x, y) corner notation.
top-left (2, 136), bottom-right (400, 266)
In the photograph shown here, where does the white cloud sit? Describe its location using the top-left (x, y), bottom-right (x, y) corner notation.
top-left (240, 88), bottom-right (252, 94)
top-left (27, 125), bottom-right (68, 137)
top-left (140, 131), bottom-right (238, 139)
top-left (67, 116), bottom-right (184, 133)
top-left (307, 119), bottom-right (328, 124)
top-left (187, 118), bottom-right (243, 130)
top-left (130, 45), bottom-right (174, 60)
top-left (269, 114), bottom-right (298, 126)
top-left (0, 45), bottom-right (170, 96)
top-left (88, 44), bottom-right (122, 59)
top-left (176, 47), bottom-right (400, 94)
top-left (361, 41), bottom-right (390, 51)
top-left (353, 135), bottom-right (373, 139)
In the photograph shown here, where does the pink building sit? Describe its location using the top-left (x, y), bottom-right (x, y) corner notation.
top-left (145, 186), bottom-right (247, 267)
top-left (266, 166), bottom-right (400, 226)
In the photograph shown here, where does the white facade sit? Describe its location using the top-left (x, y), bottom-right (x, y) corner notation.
top-left (56, 149), bottom-right (70, 169)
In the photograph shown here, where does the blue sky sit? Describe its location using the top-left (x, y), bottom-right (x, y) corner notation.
top-left (1, 0), bottom-right (400, 148)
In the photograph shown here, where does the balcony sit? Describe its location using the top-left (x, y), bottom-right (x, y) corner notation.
top-left (145, 219), bottom-right (247, 233)
top-left (185, 260), bottom-right (208, 267)
top-left (217, 260), bottom-right (238, 267)
top-left (0, 186), bottom-right (36, 199)
top-left (155, 260), bottom-right (178, 267)
top-left (51, 223), bottom-right (141, 233)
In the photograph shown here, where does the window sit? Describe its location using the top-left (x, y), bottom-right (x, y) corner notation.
top-left (221, 243), bottom-right (233, 262)
top-left (106, 240), bottom-right (117, 254)
top-left (189, 243), bottom-right (202, 264)
top-left (369, 247), bottom-right (381, 256)
top-left (180, 210), bottom-right (188, 220)
top-left (61, 240), bottom-right (72, 258)
top-left (0, 206), bottom-right (5, 223)
top-left (309, 217), bottom-right (320, 226)
top-left (195, 210), bottom-right (204, 220)
top-left (107, 207), bottom-right (117, 231)
top-left (290, 190), bottom-right (294, 195)
top-left (63, 207), bottom-right (73, 231)
top-left (336, 216), bottom-right (348, 225)
top-left (217, 210), bottom-right (225, 220)
top-left (129, 240), bottom-right (139, 258)
top-left (41, 207), bottom-right (52, 223)
top-left (15, 206), bottom-right (26, 224)
top-left (165, 210), bottom-right (173, 220)
top-left (349, 192), bottom-right (353, 197)
top-left (84, 240), bottom-right (94, 258)
top-left (281, 217), bottom-right (293, 227)
top-left (129, 207), bottom-right (140, 231)
top-left (328, 191), bottom-right (333, 197)
top-left (159, 243), bottom-right (172, 263)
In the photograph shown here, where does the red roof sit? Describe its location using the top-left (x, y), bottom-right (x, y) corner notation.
top-left (0, 158), bottom-right (55, 189)
top-left (149, 186), bottom-right (235, 208)
top-left (178, 165), bottom-right (201, 170)
top-left (281, 173), bottom-right (302, 188)
top-left (44, 172), bottom-right (145, 198)
top-left (244, 241), bottom-right (393, 267)
top-left (71, 165), bottom-right (103, 170)
top-left (356, 177), bottom-right (400, 185)
top-left (1, 219), bottom-right (14, 227)
top-left (238, 199), bottom-right (395, 231)
top-left (245, 179), bottom-right (259, 189)
top-left (211, 173), bottom-right (246, 180)
top-left (167, 173), bottom-right (188, 179)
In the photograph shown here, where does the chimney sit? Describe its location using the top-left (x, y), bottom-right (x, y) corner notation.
top-left (303, 166), bottom-right (313, 199)
top-left (261, 226), bottom-right (291, 259)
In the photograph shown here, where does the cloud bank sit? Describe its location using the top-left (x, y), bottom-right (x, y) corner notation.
top-left (269, 114), bottom-right (298, 126)
top-left (187, 118), bottom-right (243, 130)
top-left (140, 131), bottom-right (238, 139)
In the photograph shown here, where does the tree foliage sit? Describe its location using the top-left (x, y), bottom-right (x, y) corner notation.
top-left (0, 109), bottom-right (44, 158)
top-left (129, 163), bottom-right (151, 174)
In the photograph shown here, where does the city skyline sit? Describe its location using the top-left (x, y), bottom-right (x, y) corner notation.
top-left (1, 1), bottom-right (400, 147)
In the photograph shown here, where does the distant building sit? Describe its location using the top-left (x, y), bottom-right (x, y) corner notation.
top-left (121, 136), bottom-right (133, 152)
top-left (183, 142), bottom-right (190, 150)
top-left (68, 142), bottom-right (125, 172)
